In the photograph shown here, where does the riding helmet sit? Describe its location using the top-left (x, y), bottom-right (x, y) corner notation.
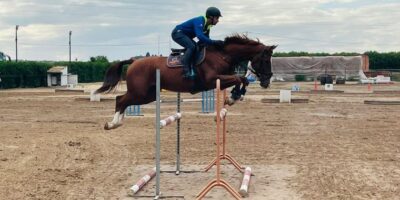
top-left (206, 7), bottom-right (222, 17)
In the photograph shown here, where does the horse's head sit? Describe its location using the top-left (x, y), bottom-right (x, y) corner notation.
top-left (249, 45), bottom-right (277, 88)
top-left (223, 34), bottom-right (277, 88)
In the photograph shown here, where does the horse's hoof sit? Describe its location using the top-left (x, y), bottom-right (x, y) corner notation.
top-left (240, 96), bottom-right (244, 101)
top-left (225, 98), bottom-right (235, 106)
top-left (104, 122), bottom-right (122, 130)
top-left (104, 122), bottom-right (117, 130)
top-left (224, 97), bottom-right (234, 105)
top-left (104, 123), bottom-right (112, 130)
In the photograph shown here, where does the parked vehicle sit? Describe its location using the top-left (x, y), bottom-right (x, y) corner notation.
top-left (0, 51), bottom-right (11, 61)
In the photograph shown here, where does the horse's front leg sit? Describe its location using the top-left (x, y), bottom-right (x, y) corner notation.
top-left (231, 76), bottom-right (249, 101)
top-left (239, 76), bottom-right (249, 99)
top-left (215, 75), bottom-right (247, 105)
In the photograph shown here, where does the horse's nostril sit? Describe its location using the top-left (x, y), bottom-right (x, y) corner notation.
top-left (260, 82), bottom-right (269, 88)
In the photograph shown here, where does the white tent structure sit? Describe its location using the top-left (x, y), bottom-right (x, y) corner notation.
top-left (270, 56), bottom-right (368, 81)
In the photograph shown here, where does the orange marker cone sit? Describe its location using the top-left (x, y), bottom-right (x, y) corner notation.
top-left (314, 80), bottom-right (318, 91)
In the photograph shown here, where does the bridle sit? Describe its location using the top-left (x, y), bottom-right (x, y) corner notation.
top-left (248, 48), bottom-right (273, 82)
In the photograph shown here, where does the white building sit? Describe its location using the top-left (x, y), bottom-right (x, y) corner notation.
top-left (47, 66), bottom-right (78, 87)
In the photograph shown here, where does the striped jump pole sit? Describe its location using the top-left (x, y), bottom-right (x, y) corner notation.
top-left (130, 167), bottom-right (156, 194)
top-left (160, 113), bottom-right (181, 128)
top-left (196, 79), bottom-right (242, 200)
top-left (176, 92), bottom-right (181, 175)
top-left (239, 167), bottom-right (252, 197)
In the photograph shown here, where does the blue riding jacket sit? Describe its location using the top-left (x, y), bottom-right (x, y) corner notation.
top-left (175, 16), bottom-right (213, 45)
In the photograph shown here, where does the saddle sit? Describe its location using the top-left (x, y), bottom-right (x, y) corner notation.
top-left (167, 46), bottom-right (206, 68)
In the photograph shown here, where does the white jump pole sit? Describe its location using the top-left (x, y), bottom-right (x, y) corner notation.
top-left (239, 166), bottom-right (252, 197)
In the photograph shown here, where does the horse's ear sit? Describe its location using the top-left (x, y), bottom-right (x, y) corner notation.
top-left (271, 45), bottom-right (278, 50)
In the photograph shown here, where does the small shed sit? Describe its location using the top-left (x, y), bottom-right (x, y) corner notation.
top-left (47, 66), bottom-right (68, 86)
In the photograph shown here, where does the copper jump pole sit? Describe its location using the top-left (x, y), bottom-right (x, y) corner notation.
top-left (204, 87), bottom-right (244, 173)
top-left (196, 79), bottom-right (242, 200)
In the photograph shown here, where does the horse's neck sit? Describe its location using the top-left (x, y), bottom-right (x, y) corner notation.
top-left (220, 46), bottom-right (255, 65)
top-left (224, 45), bottom-right (261, 64)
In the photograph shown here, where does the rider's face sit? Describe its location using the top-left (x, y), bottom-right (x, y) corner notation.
top-left (211, 17), bottom-right (219, 25)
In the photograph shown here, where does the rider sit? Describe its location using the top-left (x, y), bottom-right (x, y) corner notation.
top-left (171, 7), bottom-right (225, 79)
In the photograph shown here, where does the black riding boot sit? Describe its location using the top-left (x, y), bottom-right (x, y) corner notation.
top-left (182, 64), bottom-right (196, 80)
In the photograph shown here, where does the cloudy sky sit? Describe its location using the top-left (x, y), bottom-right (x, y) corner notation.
top-left (0, 0), bottom-right (399, 61)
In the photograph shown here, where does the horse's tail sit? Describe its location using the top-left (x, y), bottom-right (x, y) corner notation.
top-left (95, 58), bottom-right (135, 94)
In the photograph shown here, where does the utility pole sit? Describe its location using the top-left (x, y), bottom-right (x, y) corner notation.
top-left (69, 31), bottom-right (72, 63)
top-left (15, 25), bottom-right (19, 62)
top-left (157, 35), bottom-right (160, 56)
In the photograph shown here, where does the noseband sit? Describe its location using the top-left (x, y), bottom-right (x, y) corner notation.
top-left (248, 48), bottom-right (273, 81)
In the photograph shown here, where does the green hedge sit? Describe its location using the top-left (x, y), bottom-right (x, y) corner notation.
top-left (67, 61), bottom-right (109, 83)
top-left (0, 61), bottom-right (50, 88)
top-left (364, 51), bottom-right (400, 70)
top-left (0, 61), bottom-right (110, 89)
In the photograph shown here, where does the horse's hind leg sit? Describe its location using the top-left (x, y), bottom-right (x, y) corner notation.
top-left (104, 92), bottom-right (134, 130)
top-left (104, 90), bottom-right (157, 130)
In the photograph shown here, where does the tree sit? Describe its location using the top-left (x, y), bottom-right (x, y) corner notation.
top-left (364, 51), bottom-right (400, 70)
top-left (90, 56), bottom-right (109, 63)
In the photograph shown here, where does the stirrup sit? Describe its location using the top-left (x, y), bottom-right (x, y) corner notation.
top-left (183, 69), bottom-right (196, 80)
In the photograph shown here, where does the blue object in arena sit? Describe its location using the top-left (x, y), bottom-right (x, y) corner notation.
top-left (246, 74), bottom-right (256, 82)
top-left (291, 84), bottom-right (300, 91)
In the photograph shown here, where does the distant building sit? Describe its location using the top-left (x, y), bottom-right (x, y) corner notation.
top-left (47, 66), bottom-right (78, 87)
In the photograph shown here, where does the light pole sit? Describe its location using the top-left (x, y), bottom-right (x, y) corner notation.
top-left (157, 35), bottom-right (160, 56)
top-left (69, 31), bottom-right (72, 63)
top-left (15, 25), bottom-right (19, 62)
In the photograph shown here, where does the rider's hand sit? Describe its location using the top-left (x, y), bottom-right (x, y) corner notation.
top-left (212, 40), bottom-right (225, 49)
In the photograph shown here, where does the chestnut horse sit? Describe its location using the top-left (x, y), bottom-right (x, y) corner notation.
top-left (96, 34), bottom-right (276, 130)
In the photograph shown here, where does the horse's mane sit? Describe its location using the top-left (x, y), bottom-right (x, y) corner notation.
top-left (224, 34), bottom-right (261, 46)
